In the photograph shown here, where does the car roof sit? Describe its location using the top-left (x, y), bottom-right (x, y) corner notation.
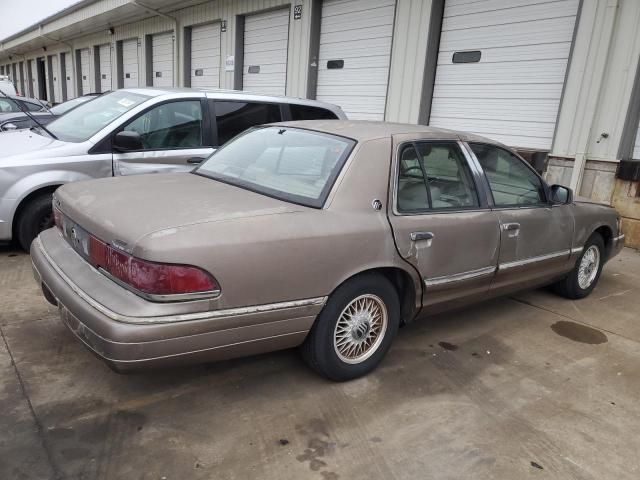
top-left (270, 120), bottom-right (506, 146)
top-left (117, 87), bottom-right (345, 114)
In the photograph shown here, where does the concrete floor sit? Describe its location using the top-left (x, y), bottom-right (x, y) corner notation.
top-left (1, 246), bottom-right (639, 480)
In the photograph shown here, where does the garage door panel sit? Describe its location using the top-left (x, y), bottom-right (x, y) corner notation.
top-left (319, 38), bottom-right (392, 59)
top-left (430, 0), bottom-right (578, 150)
top-left (446, 0), bottom-right (575, 17)
top-left (316, 0), bottom-right (395, 120)
top-left (440, 17), bottom-right (576, 51)
top-left (430, 116), bottom-right (555, 146)
top-left (322, 0), bottom-right (393, 16)
top-left (443, 0), bottom-right (578, 30)
top-left (434, 83), bottom-right (562, 100)
top-left (437, 43), bottom-right (573, 64)
top-left (318, 67), bottom-right (390, 85)
top-left (434, 59), bottom-right (570, 84)
top-left (430, 98), bottom-right (561, 122)
top-left (320, 8), bottom-right (395, 32)
top-left (319, 25), bottom-right (394, 45)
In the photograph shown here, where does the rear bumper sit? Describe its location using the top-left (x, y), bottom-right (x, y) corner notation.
top-left (31, 230), bottom-right (325, 371)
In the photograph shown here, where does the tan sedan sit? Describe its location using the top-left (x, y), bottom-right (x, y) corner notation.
top-left (31, 121), bottom-right (625, 380)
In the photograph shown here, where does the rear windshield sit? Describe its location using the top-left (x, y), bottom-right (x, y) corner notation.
top-left (196, 126), bottom-right (355, 208)
top-left (47, 91), bottom-right (148, 142)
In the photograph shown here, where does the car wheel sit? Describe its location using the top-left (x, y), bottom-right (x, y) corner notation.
top-left (554, 233), bottom-right (605, 299)
top-left (16, 193), bottom-right (54, 252)
top-left (301, 273), bottom-right (400, 381)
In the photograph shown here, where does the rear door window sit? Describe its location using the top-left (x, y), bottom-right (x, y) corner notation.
top-left (397, 142), bottom-right (479, 212)
top-left (290, 104), bottom-right (338, 120)
top-left (214, 101), bottom-right (281, 146)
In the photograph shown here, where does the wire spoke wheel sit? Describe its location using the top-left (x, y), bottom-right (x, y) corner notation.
top-left (578, 245), bottom-right (600, 289)
top-left (333, 294), bottom-right (388, 365)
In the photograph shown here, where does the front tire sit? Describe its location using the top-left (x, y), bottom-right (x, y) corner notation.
top-left (554, 233), bottom-right (605, 299)
top-left (301, 273), bottom-right (400, 381)
top-left (16, 193), bottom-right (54, 252)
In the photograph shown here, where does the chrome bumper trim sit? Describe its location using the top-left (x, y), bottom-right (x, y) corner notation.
top-left (424, 265), bottom-right (496, 287)
top-left (498, 249), bottom-right (570, 271)
top-left (36, 237), bottom-right (327, 325)
top-left (613, 234), bottom-right (625, 244)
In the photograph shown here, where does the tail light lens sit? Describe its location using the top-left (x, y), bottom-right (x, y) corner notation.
top-left (87, 235), bottom-right (220, 300)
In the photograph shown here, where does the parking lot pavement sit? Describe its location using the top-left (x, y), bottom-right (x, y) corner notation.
top-left (1, 246), bottom-right (639, 480)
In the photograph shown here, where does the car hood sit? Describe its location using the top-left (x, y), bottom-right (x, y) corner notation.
top-left (0, 128), bottom-right (68, 163)
top-left (55, 173), bottom-right (304, 251)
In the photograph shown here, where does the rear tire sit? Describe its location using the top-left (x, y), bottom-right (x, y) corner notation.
top-left (16, 193), bottom-right (54, 252)
top-left (301, 273), bottom-right (400, 381)
top-left (554, 233), bottom-right (604, 299)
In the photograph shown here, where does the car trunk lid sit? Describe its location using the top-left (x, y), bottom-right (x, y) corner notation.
top-left (54, 172), bottom-right (304, 252)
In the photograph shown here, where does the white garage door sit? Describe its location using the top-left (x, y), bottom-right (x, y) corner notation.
top-left (98, 44), bottom-right (112, 93)
top-left (429, 0), bottom-right (580, 150)
top-left (44, 60), bottom-right (52, 101)
top-left (316, 0), bottom-right (395, 120)
top-left (63, 52), bottom-right (74, 99)
top-left (122, 39), bottom-right (139, 88)
top-left (51, 55), bottom-right (61, 103)
top-left (191, 23), bottom-right (221, 89)
top-left (152, 32), bottom-right (174, 87)
top-left (29, 59), bottom-right (38, 98)
top-left (243, 8), bottom-right (289, 95)
top-left (79, 49), bottom-right (91, 95)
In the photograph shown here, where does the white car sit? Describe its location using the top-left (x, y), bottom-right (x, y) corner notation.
top-left (0, 87), bottom-right (346, 250)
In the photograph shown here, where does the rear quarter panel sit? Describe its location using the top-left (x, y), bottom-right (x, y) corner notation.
top-left (571, 201), bottom-right (619, 253)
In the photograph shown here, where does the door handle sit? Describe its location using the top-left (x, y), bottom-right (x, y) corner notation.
top-left (410, 231), bottom-right (434, 242)
top-left (187, 157), bottom-right (205, 164)
top-left (502, 223), bottom-right (520, 231)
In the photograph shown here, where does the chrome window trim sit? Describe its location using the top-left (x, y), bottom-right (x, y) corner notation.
top-left (424, 265), bottom-right (496, 287)
top-left (498, 249), bottom-right (570, 271)
top-left (36, 238), bottom-right (327, 325)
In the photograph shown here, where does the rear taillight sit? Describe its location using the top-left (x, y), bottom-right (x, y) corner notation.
top-left (88, 234), bottom-right (220, 300)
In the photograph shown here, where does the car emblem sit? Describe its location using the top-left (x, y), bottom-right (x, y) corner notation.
top-left (71, 227), bottom-right (79, 243)
top-left (371, 199), bottom-right (382, 211)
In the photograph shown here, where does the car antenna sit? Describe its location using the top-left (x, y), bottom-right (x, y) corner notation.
top-left (0, 89), bottom-right (58, 139)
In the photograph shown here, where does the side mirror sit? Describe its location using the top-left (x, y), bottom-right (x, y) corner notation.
top-left (550, 184), bottom-right (573, 204)
top-left (113, 131), bottom-right (143, 152)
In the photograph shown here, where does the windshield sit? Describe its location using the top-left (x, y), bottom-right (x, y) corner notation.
top-left (47, 91), bottom-right (149, 142)
top-left (196, 126), bottom-right (355, 208)
top-left (50, 96), bottom-right (95, 115)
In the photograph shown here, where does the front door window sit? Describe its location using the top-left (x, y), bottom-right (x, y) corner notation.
top-left (124, 100), bottom-right (203, 150)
